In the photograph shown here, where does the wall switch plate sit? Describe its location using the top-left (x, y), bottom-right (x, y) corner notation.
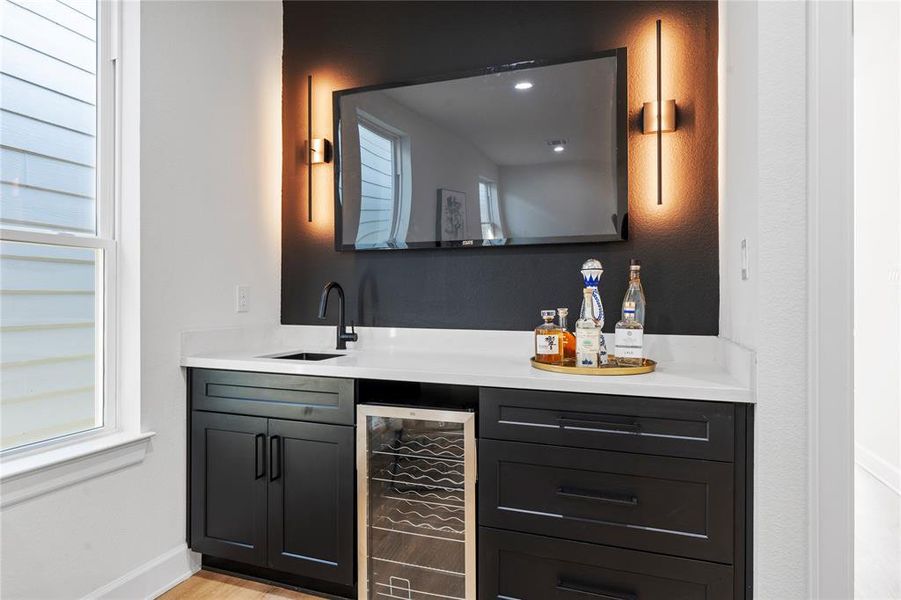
top-left (740, 239), bottom-right (750, 281)
top-left (236, 285), bottom-right (250, 313)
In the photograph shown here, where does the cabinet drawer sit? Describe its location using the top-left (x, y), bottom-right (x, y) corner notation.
top-left (480, 527), bottom-right (733, 600)
top-left (479, 439), bottom-right (734, 563)
top-left (191, 369), bottom-right (354, 425)
top-left (479, 387), bottom-right (735, 461)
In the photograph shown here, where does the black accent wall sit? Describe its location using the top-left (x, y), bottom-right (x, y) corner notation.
top-left (282, 1), bottom-right (719, 334)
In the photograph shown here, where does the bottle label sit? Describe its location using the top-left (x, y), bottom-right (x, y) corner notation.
top-left (576, 329), bottom-right (600, 367)
top-left (615, 328), bottom-right (643, 359)
top-left (577, 331), bottom-right (600, 352)
top-left (577, 353), bottom-right (598, 367)
top-left (536, 333), bottom-right (559, 355)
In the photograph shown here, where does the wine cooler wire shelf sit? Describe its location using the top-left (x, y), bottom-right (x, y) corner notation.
top-left (374, 509), bottom-right (464, 539)
top-left (380, 490), bottom-right (464, 511)
top-left (374, 576), bottom-right (465, 600)
top-left (377, 464), bottom-right (464, 487)
top-left (375, 436), bottom-right (465, 462)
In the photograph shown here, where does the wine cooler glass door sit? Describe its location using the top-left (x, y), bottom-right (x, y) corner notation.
top-left (356, 405), bottom-right (476, 600)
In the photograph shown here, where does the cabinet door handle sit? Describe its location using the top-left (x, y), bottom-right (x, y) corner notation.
top-left (269, 435), bottom-right (281, 481)
top-left (557, 417), bottom-right (641, 433)
top-left (557, 486), bottom-right (639, 507)
top-left (254, 433), bottom-right (266, 479)
top-left (556, 580), bottom-right (637, 600)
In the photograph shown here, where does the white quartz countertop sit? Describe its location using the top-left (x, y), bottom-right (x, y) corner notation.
top-left (180, 327), bottom-right (754, 403)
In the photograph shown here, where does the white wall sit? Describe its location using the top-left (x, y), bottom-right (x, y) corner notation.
top-left (499, 161), bottom-right (617, 238)
top-left (853, 0), bottom-right (901, 494)
top-left (719, 2), bottom-right (811, 598)
top-left (718, 0), bottom-right (758, 351)
top-left (0, 1), bottom-right (282, 597)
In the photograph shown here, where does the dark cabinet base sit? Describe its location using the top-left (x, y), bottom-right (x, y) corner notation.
top-left (187, 370), bottom-right (753, 600)
top-left (188, 369), bottom-right (356, 590)
top-left (479, 527), bottom-right (734, 600)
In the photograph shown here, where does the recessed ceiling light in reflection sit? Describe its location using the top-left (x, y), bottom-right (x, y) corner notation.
top-left (553, 145), bottom-right (565, 153)
top-left (514, 81), bottom-right (533, 90)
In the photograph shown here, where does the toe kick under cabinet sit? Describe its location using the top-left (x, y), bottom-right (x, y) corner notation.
top-left (187, 368), bottom-right (752, 600)
top-left (478, 388), bottom-right (753, 600)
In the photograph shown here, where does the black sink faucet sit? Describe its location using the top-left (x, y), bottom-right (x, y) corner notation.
top-left (318, 281), bottom-right (358, 350)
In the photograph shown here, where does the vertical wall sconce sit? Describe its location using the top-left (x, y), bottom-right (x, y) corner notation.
top-left (307, 74), bottom-right (332, 222)
top-left (642, 19), bottom-right (677, 205)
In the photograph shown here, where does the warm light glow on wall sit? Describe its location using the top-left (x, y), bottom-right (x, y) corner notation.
top-left (628, 15), bottom-right (696, 227)
top-left (306, 69), bottom-right (353, 239)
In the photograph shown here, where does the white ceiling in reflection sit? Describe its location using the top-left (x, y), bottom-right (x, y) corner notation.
top-left (381, 56), bottom-right (617, 166)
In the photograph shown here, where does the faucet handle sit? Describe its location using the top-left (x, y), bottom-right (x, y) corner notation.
top-left (349, 322), bottom-right (358, 342)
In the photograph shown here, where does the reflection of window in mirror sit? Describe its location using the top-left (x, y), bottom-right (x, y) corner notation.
top-left (355, 114), bottom-right (412, 247)
top-left (478, 178), bottom-right (504, 241)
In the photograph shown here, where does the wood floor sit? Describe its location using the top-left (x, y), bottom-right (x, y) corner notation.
top-left (158, 571), bottom-right (325, 600)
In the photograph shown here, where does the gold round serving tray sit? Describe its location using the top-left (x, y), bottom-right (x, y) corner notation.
top-left (530, 356), bottom-right (656, 376)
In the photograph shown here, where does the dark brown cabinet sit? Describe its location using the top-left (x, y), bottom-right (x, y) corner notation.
top-left (480, 528), bottom-right (734, 600)
top-left (190, 411), bottom-right (269, 567)
top-left (188, 370), bottom-right (752, 599)
top-left (267, 419), bottom-right (354, 584)
top-left (479, 438), bottom-right (735, 562)
top-left (188, 369), bottom-right (355, 589)
top-left (479, 388), bottom-right (753, 600)
top-left (479, 387), bottom-right (736, 461)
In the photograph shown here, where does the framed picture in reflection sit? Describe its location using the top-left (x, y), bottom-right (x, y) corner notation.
top-left (437, 188), bottom-right (466, 242)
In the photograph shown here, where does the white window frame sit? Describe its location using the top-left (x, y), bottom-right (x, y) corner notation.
top-left (0, 0), bottom-right (152, 504)
top-left (0, 0), bottom-right (116, 457)
top-left (357, 116), bottom-right (401, 243)
top-left (356, 110), bottom-right (412, 247)
top-left (478, 177), bottom-right (504, 242)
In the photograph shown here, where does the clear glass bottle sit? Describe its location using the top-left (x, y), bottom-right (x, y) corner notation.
top-left (614, 303), bottom-right (644, 367)
top-left (622, 259), bottom-right (647, 327)
top-left (575, 289), bottom-right (601, 367)
top-left (557, 308), bottom-right (576, 361)
top-left (534, 309), bottom-right (564, 364)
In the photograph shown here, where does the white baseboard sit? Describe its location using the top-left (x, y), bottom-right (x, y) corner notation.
top-left (83, 543), bottom-right (201, 600)
top-left (856, 443), bottom-right (901, 496)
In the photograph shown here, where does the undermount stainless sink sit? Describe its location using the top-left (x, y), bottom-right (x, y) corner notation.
top-left (264, 352), bottom-right (343, 361)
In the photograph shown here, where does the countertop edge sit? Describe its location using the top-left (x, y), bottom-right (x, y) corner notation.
top-left (180, 354), bottom-right (755, 404)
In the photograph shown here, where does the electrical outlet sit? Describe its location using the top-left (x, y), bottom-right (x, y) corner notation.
top-left (236, 285), bottom-right (250, 313)
top-left (740, 239), bottom-right (750, 281)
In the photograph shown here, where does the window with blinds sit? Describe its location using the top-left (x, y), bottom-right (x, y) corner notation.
top-left (356, 121), bottom-right (399, 247)
top-left (0, 0), bottom-right (111, 452)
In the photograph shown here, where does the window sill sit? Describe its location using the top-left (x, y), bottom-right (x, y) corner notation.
top-left (0, 431), bottom-right (156, 508)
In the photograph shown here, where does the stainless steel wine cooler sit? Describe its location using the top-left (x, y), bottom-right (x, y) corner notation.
top-left (356, 405), bottom-right (476, 600)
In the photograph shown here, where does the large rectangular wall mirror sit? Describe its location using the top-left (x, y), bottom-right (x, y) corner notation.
top-left (333, 49), bottom-right (628, 251)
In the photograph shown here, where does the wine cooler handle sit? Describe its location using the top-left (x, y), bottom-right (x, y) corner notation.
top-left (557, 486), bottom-right (639, 507)
top-left (254, 433), bottom-right (266, 479)
top-left (556, 580), bottom-right (637, 600)
top-left (557, 416), bottom-right (641, 433)
top-left (269, 435), bottom-right (281, 481)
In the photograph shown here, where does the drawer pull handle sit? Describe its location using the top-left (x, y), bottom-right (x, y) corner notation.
top-left (557, 486), bottom-right (639, 507)
top-left (254, 433), bottom-right (266, 479)
top-left (557, 580), bottom-right (637, 600)
top-left (557, 417), bottom-right (641, 433)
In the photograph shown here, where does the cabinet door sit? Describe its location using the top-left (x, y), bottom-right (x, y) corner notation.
top-left (191, 411), bottom-right (268, 566)
top-left (267, 419), bottom-right (354, 585)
